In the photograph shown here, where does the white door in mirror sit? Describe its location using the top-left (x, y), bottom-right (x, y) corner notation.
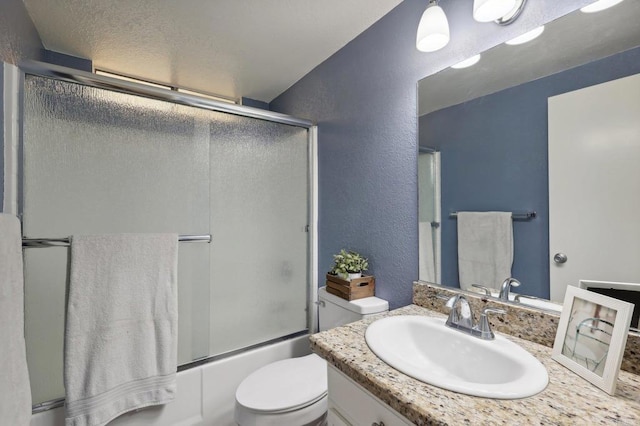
top-left (548, 73), bottom-right (640, 302)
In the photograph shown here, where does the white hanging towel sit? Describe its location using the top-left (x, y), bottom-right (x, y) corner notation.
top-left (65, 234), bottom-right (179, 426)
top-left (419, 222), bottom-right (436, 282)
top-left (457, 212), bottom-right (513, 291)
top-left (0, 214), bottom-right (32, 425)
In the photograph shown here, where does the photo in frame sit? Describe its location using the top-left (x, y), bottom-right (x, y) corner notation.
top-left (578, 279), bottom-right (640, 328)
top-left (552, 286), bottom-right (633, 395)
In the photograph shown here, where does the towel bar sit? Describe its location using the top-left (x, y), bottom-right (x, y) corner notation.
top-left (21, 234), bottom-right (212, 248)
top-left (449, 211), bottom-right (536, 220)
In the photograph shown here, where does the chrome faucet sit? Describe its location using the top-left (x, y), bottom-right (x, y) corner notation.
top-left (445, 294), bottom-right (474, 330)
top-left (498, 277), bottom-right (520, 301)
top-left (444, 295), bottom-right (505, 340)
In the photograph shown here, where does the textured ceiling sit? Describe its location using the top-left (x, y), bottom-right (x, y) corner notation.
top-left (419, 0), bottom-right (640, 115)
top-left (23, 0), bottom-right (403, 103)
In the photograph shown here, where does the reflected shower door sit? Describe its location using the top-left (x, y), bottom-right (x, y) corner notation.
top-left (418, 151), bottom-right (441, 283)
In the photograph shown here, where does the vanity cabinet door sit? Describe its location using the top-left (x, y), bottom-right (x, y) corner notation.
top-left (327, 407), bottom-right (352, 426)
top-left (327, 365), bottom-right (413, 426)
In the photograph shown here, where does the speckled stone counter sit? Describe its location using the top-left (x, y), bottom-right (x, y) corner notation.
top-left (310, 305), bottom-right (640, 425)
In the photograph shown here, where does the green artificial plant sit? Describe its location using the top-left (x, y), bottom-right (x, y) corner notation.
top-left (330, 249), bottom-right (369, 277)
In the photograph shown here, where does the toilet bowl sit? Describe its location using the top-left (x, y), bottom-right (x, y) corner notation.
top-left (234, 354), bottom-right (328, 426)
top-left (234, 286), bottom-right (389, 425)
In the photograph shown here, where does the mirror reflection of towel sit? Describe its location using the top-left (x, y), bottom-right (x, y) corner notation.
top-left (419, 222), bottom-right (436, 282)
top-left (457, 212), bottom-right (513, 291)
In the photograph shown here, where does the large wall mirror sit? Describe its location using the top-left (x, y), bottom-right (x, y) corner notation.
top-left (418, 1), bottom-right (640, 312)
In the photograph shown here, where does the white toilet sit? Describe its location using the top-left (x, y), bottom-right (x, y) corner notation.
top-left (234, 286), bottom-right (389, 426)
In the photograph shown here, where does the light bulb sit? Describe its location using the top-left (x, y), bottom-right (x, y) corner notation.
top-left (451, 54), bottom-right (481, 69)
top-left (505, 26), bottom-right (545, 45)
top-left (416, 2), bottom-right (450, 53)
top-left (581, 0), bottom-right (625, 13)
top-left (473, 0), bottom-right (517, 23)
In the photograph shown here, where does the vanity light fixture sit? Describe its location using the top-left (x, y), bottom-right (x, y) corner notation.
top-left (451, 54), bottom-right (481, 69)
top-left (581, 0), bottom-right (625, 13)
top-left (473, 0), bottom-right (517, 23)
top-left (505, 25), bottom-right (545, 45)
top-left (494, 0), bottom-right (528, 25)
top-left (417, 0), bottom-right (528, 53)
top-left (416, 0), bottom-right (450, 52)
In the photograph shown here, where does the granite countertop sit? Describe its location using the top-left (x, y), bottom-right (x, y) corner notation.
top-left (310, 305), bottom-right (640, 425)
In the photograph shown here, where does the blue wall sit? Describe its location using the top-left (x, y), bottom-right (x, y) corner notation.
top-left (421, 45), bottom-right (640, 299)
top-left (43, 50), bottom-right (93, 72)
top-left (270, 0), bottom-right (592, 309)
top-left (242, 97), bottom-right (270, 110)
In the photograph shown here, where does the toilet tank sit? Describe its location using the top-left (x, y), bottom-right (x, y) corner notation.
top-left (318, 286), bottom-right (389, 331)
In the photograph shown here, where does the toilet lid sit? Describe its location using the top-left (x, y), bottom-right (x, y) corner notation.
top-left (236, 354), bottom-right (327, 413)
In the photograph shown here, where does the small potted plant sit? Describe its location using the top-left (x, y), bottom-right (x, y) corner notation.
top-left (329, 249), bottom-right (369, 281)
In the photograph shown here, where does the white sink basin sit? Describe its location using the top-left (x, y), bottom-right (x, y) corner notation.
top-left (365, 316), bottom-right (548, 399)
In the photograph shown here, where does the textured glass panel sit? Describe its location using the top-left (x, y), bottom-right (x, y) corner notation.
top-left (21, 75), bottom-right (311, 406)
top-left (209, 115), bottom-right (309, 355)
top-left (22, 76), bottom-right (211, 404)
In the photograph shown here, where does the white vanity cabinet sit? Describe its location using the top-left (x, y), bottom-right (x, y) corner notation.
top-left (327, 365), bottom-right (413, 426)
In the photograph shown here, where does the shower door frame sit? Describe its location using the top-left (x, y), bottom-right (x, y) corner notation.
top-left (5, 61), bottom-right (319, 412)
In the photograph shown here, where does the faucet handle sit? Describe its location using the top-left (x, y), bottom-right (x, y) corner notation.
top-left (477, 307), bottom-right (506, 340)
top-left (471, 284), bottom-right (492, 296)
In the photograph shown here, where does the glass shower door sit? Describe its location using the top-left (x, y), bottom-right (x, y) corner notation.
top-left (209, 115), bottom-right (310, 355)
top-left (22, 75), bottom-right (212, 404)
top-left (20, 72), bottom-right (312, 407)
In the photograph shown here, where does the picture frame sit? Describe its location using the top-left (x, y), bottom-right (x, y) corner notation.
top-left (552, 286), bottom-right (634, 395)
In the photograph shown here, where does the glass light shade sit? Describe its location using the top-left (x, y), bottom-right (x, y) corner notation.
top-left (505, 26), bottom-right (545, 45)
top-left (416, 3), bottom-right (450, 52)
top-left (473, 0), bottom-right (517, 22)
top-left (451, 54), bottom-right (481, 69)
top-left (581, 0), bottom-right (624, 13)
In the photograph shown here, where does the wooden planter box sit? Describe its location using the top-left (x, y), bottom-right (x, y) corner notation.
top-left (325, 274), bottom-right (375, 301)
